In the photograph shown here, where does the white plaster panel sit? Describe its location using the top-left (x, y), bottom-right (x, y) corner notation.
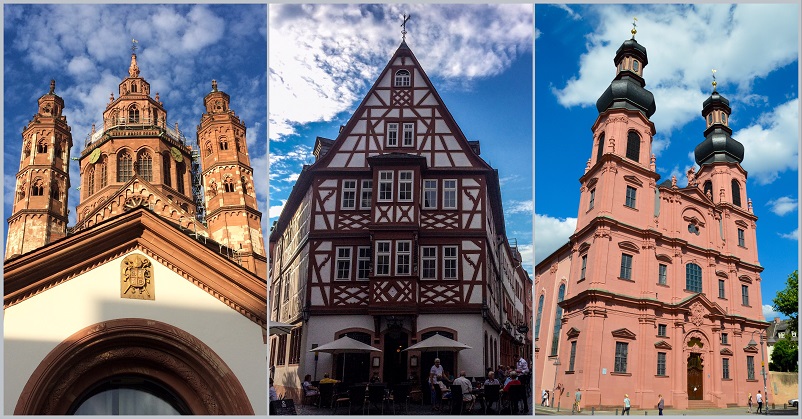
top-left (470, 216), bottom-right (481, 229)
top-left (377, 90), bottom-right (391, 105)
top-left (314, 215), bottom-right (327, 230)
top-left (348, 154), bottom-right (366, 168)
top-left (463, 179), bottom-right (479, 188)
top-left (386, 108), bottom-right (399, 118)
top-left (421, 95), bottom-right (438, 106)
top-left (462, 241), bottom-right (480, 251)
top-left (434, 139), bottom-right (445, 151)
top-left (435, 120), bottom-right (450, 134)
top-left (418, 108), bottom-right (431, 118)
top-left (340, 136), bottom-right (357, 151)
top-left (452, 153), bottom-right (470, 167)
top-left (365, 94), bottom-right (382, 107)
top-left (329, 153), bottom-right (348, 168)
top-left (379, 70), bottom-right (392, 86)
top-left (4, 250), bottom-right (266, 414)
top-left (443, 136), bottom-right (459, 150)
top-left (434, 153), bottom-right (451, 167)
top-left (320, 180), bottom-right (337, 188)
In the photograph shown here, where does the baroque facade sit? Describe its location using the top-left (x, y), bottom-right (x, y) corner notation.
top-left (269, 40), bottom-right (532, 400)
top-left (534, 35), bottom-right (769, 410)
top-left (4, 52), bottom-right (267, 414)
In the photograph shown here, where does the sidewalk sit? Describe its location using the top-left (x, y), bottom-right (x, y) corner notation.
top-left (535, 405), bottom-right (799, 416)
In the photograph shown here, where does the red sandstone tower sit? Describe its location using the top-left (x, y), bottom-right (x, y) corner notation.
top-left (6, 80), bottom-right (73, 259)
top-left (197, 80), bottom-right (266, 278)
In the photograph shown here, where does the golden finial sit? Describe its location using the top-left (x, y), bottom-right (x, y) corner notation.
top-left (711, 69), bottom-right (717, 92)
top-left (631, 17), bottom-right (638, 38)
top-left (131, 38), bottom-right (138, 54)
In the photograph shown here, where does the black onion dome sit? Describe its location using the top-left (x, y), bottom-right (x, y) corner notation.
top-left (695, 90), bottom-right (743, 166)
top-left (596, 76), bottom-right (656, 117)
top-left (702, 91), bottom-right (731, 115)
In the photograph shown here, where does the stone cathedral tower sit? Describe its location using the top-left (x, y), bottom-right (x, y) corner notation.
top-left (6, 80), bottom-right (73, 259)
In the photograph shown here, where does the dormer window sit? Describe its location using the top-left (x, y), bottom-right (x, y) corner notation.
top-left (394, 69), bottom-right (411, 87)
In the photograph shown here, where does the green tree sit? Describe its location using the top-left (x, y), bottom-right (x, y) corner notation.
top-left (772, 270), bottom-right (798, 334)
top-left (769, 337), bottom-right (798, 372)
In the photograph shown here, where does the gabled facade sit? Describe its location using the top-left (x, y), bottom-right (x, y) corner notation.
top-left (534, 34), bottom-right (768, 410)
top-left (269, 41), bottom-right (531, 400)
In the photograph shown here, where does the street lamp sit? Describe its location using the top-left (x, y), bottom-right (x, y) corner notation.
top-left (552, 358), bottom-right (561, 410)
top-left (748, 330), bottom-right (768, 415)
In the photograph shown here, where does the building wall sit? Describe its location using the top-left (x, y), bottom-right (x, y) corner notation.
top-left (4, 250), bottom-right (266, 414)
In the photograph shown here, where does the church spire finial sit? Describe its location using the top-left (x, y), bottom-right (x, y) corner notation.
top-left (212, 79), bottom-right (218, 92)
top-left (631, 17), bottom-right (638, 38)
top-left (401, 13), bottom-right (411, 42)
top-left (129, 39), bottom-right (140, 78)
top-left (711, 69), bottom-right (717, 92)
top-left (49, 79), bottom-right (55, 95)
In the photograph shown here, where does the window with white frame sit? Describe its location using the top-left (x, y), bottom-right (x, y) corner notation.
top-left (357, 247), bottom-right (371, 280)
top-left (335, 247), bottom-right (352, 280)
top-left (378, 171), bottom-right (393, 202)
top-left (341, 180), bottom-right (356, 209)
top-left (398, 171), bottom-right (413, 201)
top-left (443, 179), bottom-right (457, 209)
top-left (402, 123), bottom-right (414, 147)
top-left (375, 241), bottom-right (391, 275)
top-left (443, 246), bottom-right (458, 279)
top-left (423, 180), bottom-right (437, 209)
top-left (396, 241), bottom-right (411, 275)
top-left (360, 179), bottom-right (373, 209)
top-left (394, 69), bottom-right (411, 87)
top-left (387, 123), bottom-right (398, 147)
top-left (421, 246), bottom-right (437, 279)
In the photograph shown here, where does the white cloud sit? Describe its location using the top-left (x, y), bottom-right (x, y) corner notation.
top-left (553, 4), bottom-right (798, 135)
top-left (779, 228), bottom-right (799, 241)
top-left (534, 214), bottom-right (577, 265)
top-left (553, 5), bottom-right (581, 20)
top-left (517, 243), bottom-right (534, 276)
top-left (268, 4), bottom-right (533, 141)
top-left (506, 200), bottom-right (533, 215)
top-left (735, 99), bottom-right (799, 185)
top-left (763, 304), bottom-right (781, 321)
top-left (269, 201), bottom-right (287, 219)
top-left (766, 196), bottom-right (798, 216)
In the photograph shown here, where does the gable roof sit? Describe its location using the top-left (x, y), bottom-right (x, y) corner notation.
top-left (4, 207), bottom-right (266, 327)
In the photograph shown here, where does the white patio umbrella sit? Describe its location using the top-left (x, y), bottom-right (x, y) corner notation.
top-left (310, 336), bottom-right (382, 381)
top-left (269, 321), bottom-right (295, 336)
top-left (403, 333), bottom-right (471, 357)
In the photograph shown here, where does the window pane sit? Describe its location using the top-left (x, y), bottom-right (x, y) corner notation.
top-left (686, 263), bottom-right (702, 292)
top-left (620, 254), bottom-right (633, 280)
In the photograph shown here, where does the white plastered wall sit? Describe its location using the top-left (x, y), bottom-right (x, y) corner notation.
top-left (4, 250), bottom-right (266, 415)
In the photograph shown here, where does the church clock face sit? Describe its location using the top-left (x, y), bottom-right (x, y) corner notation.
top-left (89, 148), bottom-right (101, 164)
top-left (170, 147), bottom-right (183, 162)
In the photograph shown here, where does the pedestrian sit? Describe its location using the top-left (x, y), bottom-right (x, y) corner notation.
top-left (574, 388), bottom-right (582, 413)
top-left (756, 390), bottom-right (763, 414)
top-left (546, 390), bottom-right (550, 407)
top-left (747, 393), bottom-right (752, 413)
top-left (623, 394), bottom-right (631, 415)
top-left (542, 389), bottom-right (548, 406)
top-left (657, 394), bottom-right (664, 416)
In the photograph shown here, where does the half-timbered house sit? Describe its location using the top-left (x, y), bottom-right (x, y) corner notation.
top-left (269, 40), bottom-right (532, 400)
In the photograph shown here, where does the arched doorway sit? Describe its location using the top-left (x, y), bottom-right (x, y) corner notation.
top-left (383, 328), bottom-right (409, 385)
top-left (69, 376), bottom-right (191, 415)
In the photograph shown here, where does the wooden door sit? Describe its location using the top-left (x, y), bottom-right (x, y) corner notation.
top-left (687, 353), bottom-right (703, 400)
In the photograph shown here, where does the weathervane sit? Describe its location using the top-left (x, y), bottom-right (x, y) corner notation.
top-left (711, 69), bottom-right (718, 92)
top-left (631, 17), bottom-right (638, 38)
top-left (131, 38), bottom-right (138, 54)
top-left (401, 13), bottom-right (411, 41)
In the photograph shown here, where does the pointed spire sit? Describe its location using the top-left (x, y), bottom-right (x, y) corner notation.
top-left (129, 40), bottom-right (141, 78)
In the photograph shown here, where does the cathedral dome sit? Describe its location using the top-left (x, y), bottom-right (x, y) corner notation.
top-left (596, 37), bottom-right (655, 117)
top-left (695, 88), bottom-right (743, 166)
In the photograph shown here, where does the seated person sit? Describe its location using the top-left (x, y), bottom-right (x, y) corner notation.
top-left (319, 372), bottom-right (339, 384)
top-left (453, 371), bottom-right (476, 409)
top-left (269, 378), bottom-right (279, 402)
top-left (483, 371), bottom-right (500, 386)
top-left (503, 371), bottom-right (521, 393)
top-left (302, 374), bottom-right (319, 396)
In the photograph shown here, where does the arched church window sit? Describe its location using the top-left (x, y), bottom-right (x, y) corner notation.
top-left (131, 82), bottom-right (137, 93)
top-left (24, 141), bottom-right (31, 158)
top-left (535, 294), bottom-right (545, 339)
top-left (31, 178), bottom-right (45, 196)
top-left (117, 151), bottom-right (133, 182)
top-left (219, 137), bottom-right (229, 151)
top-left (703, 180), bottom-right (713, 198)
top-left (99, 156), bottom-right (108, 188)
top-left (137, 151), bottom-right (153, 181)
top-left (69, 376), bottom-right (189, 415)
top-left (686, 263), bottom-right (702, 293)
top-left (626, 131), bottom-right (640, 162)
top-left (128, 105), bottom-right (140, 123)
top-left (550, 284), bottom-right (566, 356)
top-left (731, 179), bottom-right (741, 207)
top-left (176, 162), bottom-right (185, 194)
top-left (395, 69), bottom-right (411, 87)
top-left (87, 167), bottom-right (95, 195)
top-left (162, 152), bottom-right (171, 187)
top-left (224, 176), bottom-right (235, 193)
top-left (37, 140), bottom-right (48, 154)
top-left (51, 182), bottom-right (60, 200)
top-left (596, 133), bottom-right (605, 164)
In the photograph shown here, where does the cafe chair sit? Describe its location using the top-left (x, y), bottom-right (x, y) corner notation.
top-left (448, 385), bottom-right (465, 415)
top-left (389, 383), bottom-right (411, 414)
top-left (367, 383), bottom-right (386, 414)
top-left (483, 384), bottom-right (501, 414)
top-left (317, 383), bottom-right (335, 409)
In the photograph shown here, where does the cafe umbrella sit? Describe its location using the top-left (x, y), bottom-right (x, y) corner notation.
top-left (402, 333), bottom-right (472, 358)
top-left (310, 336), bottom-right (382, 381)
top-left (268, 320), bottom-right (295, 336)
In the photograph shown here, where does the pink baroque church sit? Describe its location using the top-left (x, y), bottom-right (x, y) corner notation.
top-left (534, 33), bottom-right (768, 410)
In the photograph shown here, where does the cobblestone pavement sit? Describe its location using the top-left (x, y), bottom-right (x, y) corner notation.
top-left (534, 405), bottom-right (800, 416)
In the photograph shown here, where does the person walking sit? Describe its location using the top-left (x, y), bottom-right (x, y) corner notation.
top-left (623, 394), bottom-right (631, 415)
top-left (542, 389), bottom-right (548, 406)
top-left (747, 393), bottom-right (752, 413)
top-left (656, 394), bottom-right (664, 416)
top-left (574, 388), bottom-right (582, 413)
top-left (756, 390), bottom-right (763, 414)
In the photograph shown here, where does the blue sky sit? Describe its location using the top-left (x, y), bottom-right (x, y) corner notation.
top-left (268, 4), bottom-right (535, 273)
top-left (3, 4), bottom-right (268, 252)
top-left (535, 4), bottom-right (799, 321)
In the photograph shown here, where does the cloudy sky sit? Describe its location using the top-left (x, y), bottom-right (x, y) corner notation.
top-left (535, 4), bottom-right (799, 320)
top-left (3, 4), bottom-right (268, 250)
top-left (269, 4), bottom-right (535, 273)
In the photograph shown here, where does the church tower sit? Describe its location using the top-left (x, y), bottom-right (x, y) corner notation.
top-left (6, 80), bottom-right (72, 259)
top-left (197, 80), bottom-right (266, 277)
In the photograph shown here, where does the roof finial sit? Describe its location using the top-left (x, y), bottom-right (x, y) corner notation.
top-left (212, 79), bottom-right (218, 92)
top-left (401, 13), bottom-right (411, 42)
top-left (131, 39), bottom-right (138, 54)
top-left (631, 17), bottom-right (638, 38)
top-left (49, 79), bottom-right (55, 94)
top-left (711, 69), bottom-right (717, 92)
top-left (129, 39), bottom-right (141, 78)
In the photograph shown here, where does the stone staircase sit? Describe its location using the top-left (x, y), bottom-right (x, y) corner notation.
top-left (687, 400), bottom-right (718, 409)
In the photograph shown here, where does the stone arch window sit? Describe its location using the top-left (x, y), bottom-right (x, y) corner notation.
top-left (117, 151), bottom-right (133, 182)
top-left (395, 69), bottom-right (411, 87)
top-left (24, 141), bottom-right (32, 158)
top-left (731, 179), bottom-right (742, 207)
top-left (51, 181), bottom-right (60, 200)
top-left (550, 284), bottom-right (566, 356)
top-left (137, 151), bottom-right (153, 181)
top-left (686, 263), bottom-right (703, 293)
top-left (176, 162), bottom-right (185, 194)
top-left (219, 137), bottom-right (229, 151)
top-left (626, 131), bottom-right (640, 162)
top-left (17, 182), bottom-right (26, 202)
top-left (596, 133), bottom-right (605, 163)
top-left (535, 294), bottom-right (545, 339)
top-left (31, 178), bottom-right (45, 196)
top-left (128, 104), bottom-right (140, 123)
top-left (37, 140), bottom-right (48, 154)
top-left (87, 167), bottom-right (95, 195)
top-left (162, 152), bottom-right (171, 187)
top-left (99, 156), bottom-right (108, 188)
top-left (224, 176), bottom-right (235, 193)
top-left (703, 180), bottom-right (713, 198)
top-left (131, 82), bottom-right (137, 93)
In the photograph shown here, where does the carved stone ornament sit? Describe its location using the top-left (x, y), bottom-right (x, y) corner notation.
top-left (689, 302), bottom-right (706, 327)
top-left (121, 254), bottom-right (154, 300)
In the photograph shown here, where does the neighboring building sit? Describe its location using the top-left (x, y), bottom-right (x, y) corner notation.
top-left (534, 34), bottom-right (769, 410)
top-left (767, 317), bottom-right (798, 363)
top-left (269, 39), bottom-right (531, 401)
top-left (4, 52), bottom-right (267, 414)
